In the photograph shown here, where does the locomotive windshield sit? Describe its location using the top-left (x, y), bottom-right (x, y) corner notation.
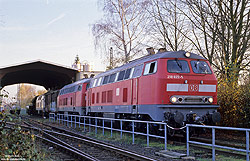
top-left (167, 60), bottom-right (190, 73)
top-left (191, 61), bottom-right (212, 74)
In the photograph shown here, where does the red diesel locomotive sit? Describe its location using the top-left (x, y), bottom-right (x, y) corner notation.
top-left (85, 50), bottom-right (221, 128)
top-left (57, 78), bottom-right (90, 115)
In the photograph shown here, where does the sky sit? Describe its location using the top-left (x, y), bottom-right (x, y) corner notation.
top-left (0, 0), bottom-right (104, 69)
top-left (0, 0), bottom-right (105, 98)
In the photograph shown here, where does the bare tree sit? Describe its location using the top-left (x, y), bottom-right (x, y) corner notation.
top-left (183, 0), bottom-right (250, 80)
top-left (148, 0), bottom-right (191, 51)
top-left (92, 0), bottom-right (151, 67)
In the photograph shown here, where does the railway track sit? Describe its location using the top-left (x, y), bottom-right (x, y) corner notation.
top-left (35, 134), bottom-right (98, 161)
top-left (11, 118), bottom-right (158, 161)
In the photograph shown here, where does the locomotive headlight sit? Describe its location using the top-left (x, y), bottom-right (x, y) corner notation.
top-left (185, 52), bottom-right (191, 58)
top-left (208, 97), bottom-right (213, 103)
top-left (171, 97), bottom-right (177, 103)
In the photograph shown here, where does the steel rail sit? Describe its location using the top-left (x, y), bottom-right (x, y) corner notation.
top-left (20, 120), bottom-right (99, 161)
top-left (45, 130), bottom-right (157, 161)
top-left (41, 131), bottom-right (99, 161)
top-left (35, 135), bottom-right (99, 161)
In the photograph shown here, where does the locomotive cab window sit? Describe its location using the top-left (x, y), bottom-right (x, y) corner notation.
top-left (108, 73), bottom-right (116, 83)
top-left (191, 61), bottom-right (212, 74)
top-left (143, 61), bottom-right (157, 75)
top-left (167, 60), bottom-right (190, 73)
top-left (117, 70), bottom-right (125, 81)
top-left (132, 64), bottom-right (143, 78)
top-left (103, 75), bottom-right (109, 85)
top-left (124, 68), bottom-right (131, 79)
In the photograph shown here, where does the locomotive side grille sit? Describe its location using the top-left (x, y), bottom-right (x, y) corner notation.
top-left (184, 97), bottom-right (203, 103)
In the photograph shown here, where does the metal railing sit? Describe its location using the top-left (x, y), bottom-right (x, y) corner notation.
top-left (49, 113), bottom-right (250, 161)
top-left (49, 113), bottom-right (55, 122)
top-left (186, 124), bottom-right (250, 161)
top-left (50, 113), bottom-right (181, 150)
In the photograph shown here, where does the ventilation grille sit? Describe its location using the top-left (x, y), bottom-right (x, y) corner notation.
top-left (184, 97), bottom-right (203, 103)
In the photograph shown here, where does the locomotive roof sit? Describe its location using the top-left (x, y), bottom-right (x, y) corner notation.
top-left (61, 78), bottom-right (91, 90)
top-left (95, 50), bottom-right (206, 78)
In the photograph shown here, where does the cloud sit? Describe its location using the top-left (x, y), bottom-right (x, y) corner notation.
top-left (46, 13), bottom-right (66, 27)
top-left (46, 0), bottom-right (49, 5)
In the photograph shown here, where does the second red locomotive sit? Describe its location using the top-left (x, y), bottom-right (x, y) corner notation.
top-left (57, 78), bottom-right (90, 115)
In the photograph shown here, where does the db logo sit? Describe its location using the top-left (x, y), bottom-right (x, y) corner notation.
top-left (189, 84), bottom-right (199, 92)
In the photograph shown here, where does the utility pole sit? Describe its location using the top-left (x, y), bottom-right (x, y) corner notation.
top-left (110, 47), bottom-right (113, 68)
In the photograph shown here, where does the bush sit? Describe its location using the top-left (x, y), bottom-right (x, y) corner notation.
top-left (217, 77), bottom-right (250, 127)
top-left (0, 112), bottom-right (46, 160)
